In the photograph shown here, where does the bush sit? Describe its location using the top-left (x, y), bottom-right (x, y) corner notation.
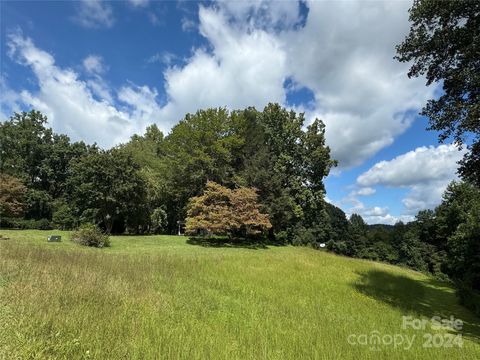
top-left (292, 227), bottom-right (316, 246)
top-left (150, 207), bottom-right (168, 234)
top-left (0, 217), bottom-right (22, 229)
top-left (71, 224), bottom-right (110, 248)
top-left (327, 240), bottom-right (349, 255)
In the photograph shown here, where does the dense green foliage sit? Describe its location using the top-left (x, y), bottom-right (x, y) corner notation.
top-left (396, 0), bottom-right (480, 185)
top-left (1, 231), bottom-right (479, 359)
top-left (66, 148), bottom-right (149, 233)
top-left (0, 111), bottom-right (92, 225)
top-left (1, 104), bottom-right (479, 315)
top-left (392, 0), bottom-right (480, 313)
top-left (138, 104), bottom-right (336, 242)
top-left (1, 106), bottom-right (335, 244)
top-left (1, 3), bottom-right (478, 356)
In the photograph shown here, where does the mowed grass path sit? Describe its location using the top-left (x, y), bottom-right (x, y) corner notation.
top-left (0, 230), bottom-right (479, 359)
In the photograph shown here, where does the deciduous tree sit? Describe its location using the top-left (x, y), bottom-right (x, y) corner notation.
top-left (396, 0), bottom-right (480, 185)
top-left (0, 174), bottom-right (27, 217)
top-left (67, 149), bottom-right (148, 233)
top-left (185, 181), bottom-right (271, 237)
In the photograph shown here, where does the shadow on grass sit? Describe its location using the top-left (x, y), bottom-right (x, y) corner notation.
top-left (186, 236), bottom-right (284, 250)
top-left (353, 269), bottom-right (480, 343)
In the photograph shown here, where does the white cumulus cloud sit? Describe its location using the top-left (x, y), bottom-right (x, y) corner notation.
top-left (357, 145), bottom-right (465, 188)
top-left (218, 0), bottom-right (302, 30)
top-left (155, 1), bottom-right (436, 168)
top-left (350, 187), bottom-right (376, 197)
top-left (6, 32), bottom-right (162, 147)
top-left (4, 0), bottom-right (440, 172)
top-left (357, 144), bottom-right (466, 213)
top-left (157, 6), bottom-right (287, 128)
top-left (280, 0), bottom-right (435, 168)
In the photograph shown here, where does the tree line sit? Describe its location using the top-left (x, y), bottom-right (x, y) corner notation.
top-left (326, 182), bottom-right (479, 316)
top-left (0, 104), bottom-right (335, 244)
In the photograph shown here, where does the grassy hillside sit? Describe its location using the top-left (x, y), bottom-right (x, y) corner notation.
top-left (1, 230), bottom-right (479, 359)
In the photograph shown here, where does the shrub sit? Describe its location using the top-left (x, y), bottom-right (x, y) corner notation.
top-left (292, 227), bottom-right (316, 246)
top-left (327, 240), bottom-right (349, 255)
top-left (0, 217), bottom-right (20, 229)
top-left (71, 224), bottom-right (110, 248)
top-left (150, 207), bottom-right (168, 234)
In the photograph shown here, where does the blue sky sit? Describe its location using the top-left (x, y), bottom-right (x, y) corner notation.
top-left (0, 0), bottom-right (465, 224)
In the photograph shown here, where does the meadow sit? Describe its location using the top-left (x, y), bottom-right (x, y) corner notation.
top-left (0, 230), bottom-right (479, 359)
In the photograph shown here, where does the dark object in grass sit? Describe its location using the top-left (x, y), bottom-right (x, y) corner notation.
top-left (47, 235), bottom-right (62, 242)
top-left (0, 234), bottom-right (10, 240)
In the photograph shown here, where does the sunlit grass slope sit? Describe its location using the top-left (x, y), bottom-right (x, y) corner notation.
top-left (1, 230), bottom-right (479, 359)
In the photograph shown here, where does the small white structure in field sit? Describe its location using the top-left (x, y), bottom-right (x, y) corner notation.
top-left (319, 243), bottom-right (326, 248)
top-left (177, 221), bottom-right (185, 236)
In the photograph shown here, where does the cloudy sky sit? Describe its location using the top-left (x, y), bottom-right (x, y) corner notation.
top-left (0, 0), bottom-right (464, 224)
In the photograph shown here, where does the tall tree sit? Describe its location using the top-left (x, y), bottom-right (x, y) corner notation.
top-left (348, 213), bottom-right (369, 256)
top-left (159, 108), bottom-right (245, 232)
top-left (0, 110), bottom-right (51, 185)
top-left (120, 124), bottom-right (167, 226)
top-left (66, 149), bottom-right (148, 233)
top-left (239, 104), bottom-right (335, 242)
top-left (325, 203), bottom-right (349, 243)
top-left (396, 0), bottom-right (480, 185)
top-left (459, 142), bottom-right (480, 187)
top-left (0, 110), bottom-right (90, 220)
top-left (435, 182), bottom-right (480, 288)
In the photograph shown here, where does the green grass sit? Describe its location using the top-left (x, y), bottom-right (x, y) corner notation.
top-left (1, 229), bottom-right (479, 359)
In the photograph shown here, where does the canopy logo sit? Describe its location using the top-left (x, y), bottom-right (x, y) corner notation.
top-left (347, 315), bottom-right (463, 351)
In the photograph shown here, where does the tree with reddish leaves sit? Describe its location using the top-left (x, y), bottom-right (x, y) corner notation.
top-left (0, 174), bottom-right (27, 218)
top-left (185, 181), bottom-right (271, 238)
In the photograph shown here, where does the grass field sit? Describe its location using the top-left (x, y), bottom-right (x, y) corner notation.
top-left (0, 230), bottom-right (479, 359)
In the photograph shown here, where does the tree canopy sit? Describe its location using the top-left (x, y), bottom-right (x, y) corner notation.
top-left (0, 105), bottom-right (335, 241)
top-left (395, 0), bottom-right (480, 185)
top-left (66, 149), bottom-right (148, 233)
top-left (186, 181), bottom-right (271, 237)
top-left (121, 104), bottom-right (336, 243)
